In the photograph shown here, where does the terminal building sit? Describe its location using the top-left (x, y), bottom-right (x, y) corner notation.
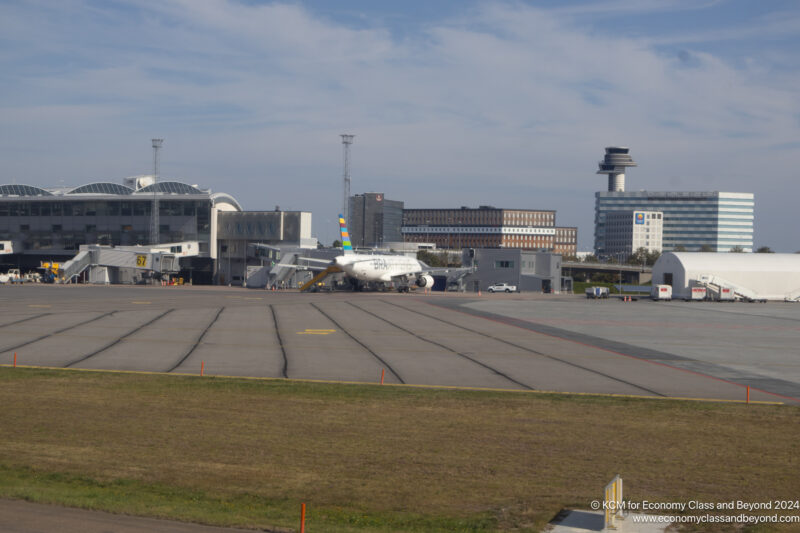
top-left (593, 147), bottom-right (754, 256)
top-left (0, 177), bottom-right (313, 284)
top-left (402, 206), bottom-right (577, 256)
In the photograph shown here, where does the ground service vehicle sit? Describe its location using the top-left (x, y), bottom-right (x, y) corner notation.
top-left (651, 284), bottom-right (672, 301)
top-left (487, 283), bottom-right (517, 293)
top-left (0, 269), bottom-right (22, 284)
top-left (585, 286), bottom-right (609, 299)
top-left (685, 287), bottom-right (707, 301)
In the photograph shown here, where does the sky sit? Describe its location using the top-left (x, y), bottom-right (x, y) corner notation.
top-left (1, 0), bottom-right (799, 250)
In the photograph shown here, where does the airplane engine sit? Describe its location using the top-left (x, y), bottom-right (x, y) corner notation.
top-left (416, 274), bottom-right (434, 288)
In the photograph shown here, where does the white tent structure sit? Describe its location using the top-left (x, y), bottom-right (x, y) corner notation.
top-left (652, 252), bottom-right (800, 302)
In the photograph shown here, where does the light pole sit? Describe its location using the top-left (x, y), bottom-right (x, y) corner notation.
top-left (150, 139), bottom-right (163, 245)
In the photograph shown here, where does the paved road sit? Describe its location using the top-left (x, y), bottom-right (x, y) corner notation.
top-left (0, 499), bottom-right (272, 533)
top-left (1, 285), bottom-right (797, 404)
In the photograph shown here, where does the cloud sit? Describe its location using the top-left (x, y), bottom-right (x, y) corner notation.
top-left (0, 1), bottom-right (798, 249)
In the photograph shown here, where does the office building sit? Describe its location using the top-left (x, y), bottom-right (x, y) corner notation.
top-left (402, 206), bottom-right (577, 255)
top-left (348, 193), bottom-right (404, 248)
top-left (593, 147), bottom-right (754, 255)
top-left (595, 191), bottom-right (753, 255)
top-left (604, 210), bottom-right (663, 259)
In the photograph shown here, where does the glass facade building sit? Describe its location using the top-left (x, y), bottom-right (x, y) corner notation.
top-left (0, 179), bottom-right (247, 283)
top-left (594, 191), bottom-right (754, 255)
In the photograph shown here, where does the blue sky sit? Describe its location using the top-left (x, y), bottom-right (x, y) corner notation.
top-left (1, 0), bottom-right (799, 250)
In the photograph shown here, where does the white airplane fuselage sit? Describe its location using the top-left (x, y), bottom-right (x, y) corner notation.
top-left (334, 254), bottom-right (423, 283)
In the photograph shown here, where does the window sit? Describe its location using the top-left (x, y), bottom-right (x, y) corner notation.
top-left (495, 260), bottom-right (514, 268)
top-left (52, 224), bottom-right (62, 232)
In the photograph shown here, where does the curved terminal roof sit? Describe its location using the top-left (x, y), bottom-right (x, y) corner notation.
top-left (68, 182), bottom-right (135, 195)
top-left (136, 181), bottom-right (205, 195)
top-left (0, 184), bottom-right (53, 197)
top-left (210, 192), bottom-right (243, 212)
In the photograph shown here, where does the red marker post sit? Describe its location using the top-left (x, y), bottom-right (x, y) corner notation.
top-left (380, 368), bottom-right (385, 385)
top-left (300, 503), bottom-right (306, 533)
top-left (201, 361), bottom-right (205, 376)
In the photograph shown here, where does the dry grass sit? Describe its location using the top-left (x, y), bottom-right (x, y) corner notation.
top-left (0, 367), bottom-right (798, 532)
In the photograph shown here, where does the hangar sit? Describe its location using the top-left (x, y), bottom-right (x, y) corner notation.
top-left (652, 252), bottom-right (800, 301)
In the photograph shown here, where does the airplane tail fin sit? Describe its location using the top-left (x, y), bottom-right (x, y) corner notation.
top-left (338, 214), bottom-right (353, 255)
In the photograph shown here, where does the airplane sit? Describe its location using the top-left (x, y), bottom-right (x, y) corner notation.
top-left (301, 215), bottom-right (470, 292)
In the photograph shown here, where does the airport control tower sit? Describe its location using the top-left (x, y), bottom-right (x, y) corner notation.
top-left (596, 146), bottom-right (636, 192)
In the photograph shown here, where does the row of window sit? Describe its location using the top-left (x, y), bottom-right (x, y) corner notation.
top-left (17, 231), bottom-right (199, 251)
top-left (0, 200), bottom-right (210, 217)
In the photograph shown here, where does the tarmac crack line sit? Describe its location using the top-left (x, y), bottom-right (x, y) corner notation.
top-left (0, 311), bottom-right (116, 355)
top-left (167, 307), bottom-right (225, 373)
top-left (270, 304), bottom-right (289, 379)
top-left (0, 313), bottom-right (53, 330)
top-left (348, 301), bottom-right (533, 390)
top-left (418, 299), bottom-right (800, 403)
top-left (310, 302), bottom-right (405, 384)
top-left (65, 309), bottom-right (174, 368)
top-left (383, 299), bottom-right (666, 397)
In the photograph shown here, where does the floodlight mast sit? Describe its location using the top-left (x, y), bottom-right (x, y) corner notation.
top-left (151, 139), bottom-right (163, 245)
top-left (341, 134), bottom-right (354, 226)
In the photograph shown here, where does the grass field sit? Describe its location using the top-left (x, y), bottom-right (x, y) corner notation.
top-left (0, 367), bottom-right (798, 532)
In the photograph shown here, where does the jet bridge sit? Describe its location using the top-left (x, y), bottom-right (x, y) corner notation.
top-left (58, 245), bottom-right (179, 284)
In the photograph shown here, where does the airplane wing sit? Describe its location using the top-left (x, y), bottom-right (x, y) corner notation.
top-left (294, 256), bottom-right (335, 272)
top-left (387, 266), bottom-right (474, 286)
top-left (420, 266), bottom-right (474, 277)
